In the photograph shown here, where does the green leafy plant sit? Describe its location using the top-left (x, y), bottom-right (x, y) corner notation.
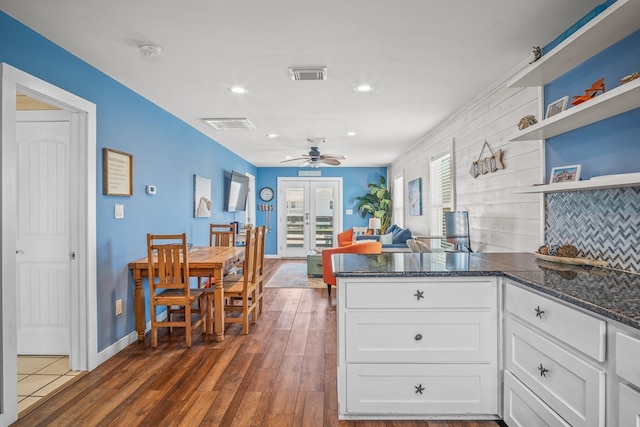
top-left (355, 175), bottom-right (392, 233)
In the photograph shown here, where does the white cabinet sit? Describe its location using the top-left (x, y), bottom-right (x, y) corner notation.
top-left (618, 383), bottom-right (640, 426)
top-left (503, 283), bottom-right (606, 427)
top-left (614, 330), bottom-right (640, 426)
top-left (337, 277), bottom-right (498, 420)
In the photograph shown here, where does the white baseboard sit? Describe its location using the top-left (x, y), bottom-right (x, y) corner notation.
top-left (95, 312), bottom-right (166, 367)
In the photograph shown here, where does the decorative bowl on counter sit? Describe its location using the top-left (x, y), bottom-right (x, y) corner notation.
top-left (534, 252), bottom-right (607, 267)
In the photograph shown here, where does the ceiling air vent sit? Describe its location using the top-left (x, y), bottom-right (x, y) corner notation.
top-left (289, 66), bottom-right (327, 81)
top-left (202, 118), bottom-right (255, 130)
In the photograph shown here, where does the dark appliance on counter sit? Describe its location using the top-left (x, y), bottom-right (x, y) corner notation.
top-left (445, 211), bottom-right (472, 252)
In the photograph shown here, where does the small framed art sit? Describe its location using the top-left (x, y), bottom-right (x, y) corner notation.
top-left (550, 165), bottom-right (581, 184)
top-left (103, 148), bottom-right (133, 196)
top-left (545, 96), bottom-right (569, 119)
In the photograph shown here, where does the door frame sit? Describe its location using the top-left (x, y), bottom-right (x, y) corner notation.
top-left (1, 63), bottom-right (97, 424)
top-left (277, 177), bottom-right (342, 257)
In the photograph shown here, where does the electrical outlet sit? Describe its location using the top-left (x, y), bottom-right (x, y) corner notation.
top-left (115, 299), bottom-right (122, 315)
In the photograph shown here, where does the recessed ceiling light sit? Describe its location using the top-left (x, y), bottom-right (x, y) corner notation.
top-left (267, 133), bottom-right (278, 138)
top-left (355, 84), bottom-right (373, 92)
top-left (230, 86), bottom-right (248, 94)
top-left (347, 131), bottom-right (356, 136)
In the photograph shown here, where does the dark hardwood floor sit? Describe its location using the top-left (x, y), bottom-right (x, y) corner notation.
top-left (14, 259), bottom-right (503, 426)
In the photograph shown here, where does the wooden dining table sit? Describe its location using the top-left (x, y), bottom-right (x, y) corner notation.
top-left (128, 245), bottom-right (245, 343)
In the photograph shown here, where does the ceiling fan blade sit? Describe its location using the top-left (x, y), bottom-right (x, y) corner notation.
top-left (321, 154), bottom-right (346, 159)
top-left (280, 156), bottom-right (310, 163)
top-left (321, 158), bottom-right (341, 166)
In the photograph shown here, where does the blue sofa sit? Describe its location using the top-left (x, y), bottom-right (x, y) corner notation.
top-left (356, 224), bottom-right (412, 251)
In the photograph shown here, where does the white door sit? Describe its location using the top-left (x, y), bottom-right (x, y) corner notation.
top-left (278, 178), bottom-right (341, 257)
top-left (16, 111), bottom-right (71, 355)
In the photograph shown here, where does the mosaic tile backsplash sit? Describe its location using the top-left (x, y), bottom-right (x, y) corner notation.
top-left (545, 187), bottom-right (640, 273)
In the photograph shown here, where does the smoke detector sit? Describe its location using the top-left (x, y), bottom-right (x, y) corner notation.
top-left (289, 66), bottom-right (327, 81)
top-left (139, 44), bottom-right (162, 58)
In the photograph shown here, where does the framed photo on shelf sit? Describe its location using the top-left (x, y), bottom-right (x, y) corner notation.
top-left (545, 96), bottom-right (569, 119)
top-left (550, 164), bottom-right (581, 184)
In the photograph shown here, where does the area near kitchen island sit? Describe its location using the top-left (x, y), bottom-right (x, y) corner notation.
top-left (333, 252), bottom-right (640, 425)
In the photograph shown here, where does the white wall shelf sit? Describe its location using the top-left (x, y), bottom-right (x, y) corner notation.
top-left (507, 0), bottom-right (640, 88)
top-left (508, 78), bottom-right (640, 141)
top-left (514, 173), bottom-right (640, 194)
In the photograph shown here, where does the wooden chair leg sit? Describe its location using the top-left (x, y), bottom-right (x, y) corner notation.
top-left (185, 304), bottom-right (192, 348)
top-left (327, 284), bottom-right (331, 296)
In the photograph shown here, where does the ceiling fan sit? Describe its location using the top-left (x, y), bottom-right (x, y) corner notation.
top-left (280, 145), bottom-right (346, 167)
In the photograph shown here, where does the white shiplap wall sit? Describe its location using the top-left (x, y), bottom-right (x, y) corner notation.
top-left (390, 63), bottom-right (545, 253)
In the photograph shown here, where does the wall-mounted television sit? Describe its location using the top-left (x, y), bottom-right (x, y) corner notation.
top-left (226, 171), bottom-right (250, 212)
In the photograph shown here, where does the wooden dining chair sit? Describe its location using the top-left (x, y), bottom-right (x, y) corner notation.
top-left (147, 233), bottom-right (208, 348)
top-left (200, 223), bottom-right (237, 288)
top-left (209, 223), bottom-right (236, 247)
top-left (223, 226), bottom-right (259, 334)
top-left (254, 225), bottom-right (266, 315)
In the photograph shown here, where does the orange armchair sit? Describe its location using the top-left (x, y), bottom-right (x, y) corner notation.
top-left (322, 241), bottom-right (382, 296)
top-left (337, 229), bottom-right (353, 247)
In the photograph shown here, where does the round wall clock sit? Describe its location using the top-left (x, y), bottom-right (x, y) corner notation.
top-left (259, 187), bottom-right (274, 202)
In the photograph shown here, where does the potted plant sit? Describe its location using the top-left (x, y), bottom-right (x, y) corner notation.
top-left (355, 175), bottom-right (392, 234)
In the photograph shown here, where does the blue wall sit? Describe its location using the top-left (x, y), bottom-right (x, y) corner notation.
top-left (1, 11), bottom-right (388, 352)
top-left (544, 29), bottom-right (640, 180)
top-left (1, 12), bottom-right (256, 351)
top-left (257, 167), bottom-right (388, 254)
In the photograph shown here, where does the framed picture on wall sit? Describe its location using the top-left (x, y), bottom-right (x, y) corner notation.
top-left (102, 148), bottom-right (133, 196)
top-left (194, 175), bottom-right (212, 217)
top-left (545, 96), bottom-right (569, 119)
top-left (550, 164), bottom-right (581, 184)
top-left (407, 178), bottom-right (422, 216)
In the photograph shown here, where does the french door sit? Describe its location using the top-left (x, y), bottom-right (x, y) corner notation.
top-left (278, 178), bottom-right (342, 257)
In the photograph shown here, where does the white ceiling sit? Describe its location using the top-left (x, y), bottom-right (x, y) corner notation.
top-left (1, 0), bottom-right (601, 167)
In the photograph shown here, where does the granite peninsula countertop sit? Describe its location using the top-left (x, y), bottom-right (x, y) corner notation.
top-left (332, 252), bottom-right (640, 331)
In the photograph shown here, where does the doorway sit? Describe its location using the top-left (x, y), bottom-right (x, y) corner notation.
top-left (277, 177), bottom-right (342, 257)
top-left (1, 63), bottom-right (97, 424)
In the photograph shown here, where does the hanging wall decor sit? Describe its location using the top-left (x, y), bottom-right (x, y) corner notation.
top-left (469, 140), bottom-right (505, 178)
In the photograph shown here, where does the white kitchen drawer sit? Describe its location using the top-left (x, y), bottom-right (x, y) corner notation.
top-left (503, 370), bottom-right (571, 427)
top-left (505, 283), bottom-right (606, 361)
top-left (616, 332), bottom-right (640, 389)
top-left (345, 279), bottom-right (495, 309)
top-left (346, 363), bottom-right (497, 415)
top-left (505, 318), bottom-right (605, 427)
top-left (619, 383), bottom-right (640, 426)
top-left (345, 310), bottom-right (495, 363)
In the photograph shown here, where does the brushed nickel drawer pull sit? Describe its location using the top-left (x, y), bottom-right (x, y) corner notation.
top-left (414, 289), bottom-right (424, 301)
top-left (538, 363), bottom-right (549, 377)
top-left (415, 384), bottom-right (425, 394)
top-left (415, 333), bottom-right (423, 341)
top-left (534, 306), bottom-right (545, 319)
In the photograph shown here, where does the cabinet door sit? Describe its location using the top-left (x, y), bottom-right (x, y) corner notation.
top-left (346, 363), bottom-right (497, 415)
top-left (345, 279), bottom-right (495, 309)
top-left (504, 371), bottom-right (571, 427)
top-left (505, 318), bottom-right (605, 427)
top-left (345, 310), bottom-right (495, 363)
top-left (619, 383), bottom-right (640, 427)
top-left (506, 283), bottom-right (606, 361)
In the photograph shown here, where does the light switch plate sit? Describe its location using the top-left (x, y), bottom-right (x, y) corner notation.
top-left (346, 209), bottom-right (353, 215)
top-left (115, 204), bottom-right (124, 219)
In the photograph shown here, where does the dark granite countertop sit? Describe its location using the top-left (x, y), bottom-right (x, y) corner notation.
top-left (332, 252), bottom-right (640, 331)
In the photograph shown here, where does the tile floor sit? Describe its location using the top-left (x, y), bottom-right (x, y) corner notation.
top-left (18, 356), bottom-right (82, 414)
